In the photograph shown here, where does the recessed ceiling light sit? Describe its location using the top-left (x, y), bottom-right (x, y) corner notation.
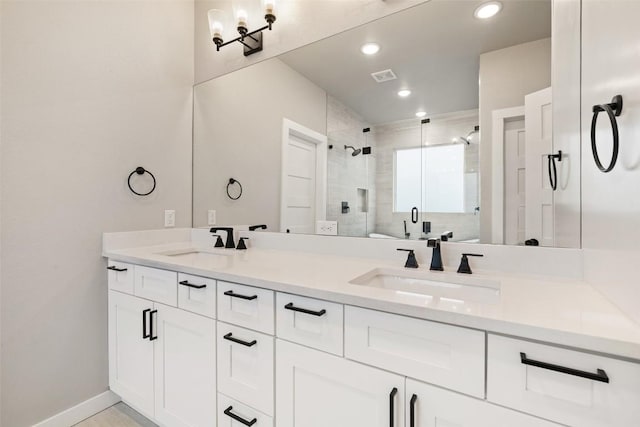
top-left (474, 1), bottom-right (502, 19)
top-left (397, 89), bottom-right (411, 98)
top-left (416, 111), bottom-right (427, 118)
top-left (361, 43), bottom-right (380, 55)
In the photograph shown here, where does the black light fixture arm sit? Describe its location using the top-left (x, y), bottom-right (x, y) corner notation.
top-left (215, 23), bottom-right (271, 51)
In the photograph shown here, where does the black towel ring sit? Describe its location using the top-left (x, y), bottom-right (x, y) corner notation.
top-left (226, 178), bottom-right (243, 200)
top-left (591, 95), bottom-right (623, 173)
top-left (128, 167), bottom-right (156, 196)
top-left (547, 151), bottom-right (562, 191)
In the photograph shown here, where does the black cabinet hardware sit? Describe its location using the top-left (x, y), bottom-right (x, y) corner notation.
top-left (284, 302), bottom-right (326, 317)
top-left (409, 394), bottom-right (418, 427)
top-left (520, 352), bottom-right (609, 383)
top-left (107, 266), bottom-right (128, 272)
top-left (179, 280), bottom-right (206, 289)
top-left (224, 290), bottom-right (257, 300)
top-left (547, 151), bottom-right (562, 191)
top-left (223, 406), bottom-right (257, 426)
top-left (397, 249), bottom-right (419, 269)
top-left (149, 310), bottom-right (158, 341)
top-left (591, 95), bottom-right (623, 173)
top-left (224, 332), bottom-right (257, 347)
top-left (389, 387), bottom-right (398, 427)
top-left (142, 309), bottom-right (151, 339)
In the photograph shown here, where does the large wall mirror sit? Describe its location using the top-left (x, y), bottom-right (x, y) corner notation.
top-left (193, 0), bottom-right (581, 247)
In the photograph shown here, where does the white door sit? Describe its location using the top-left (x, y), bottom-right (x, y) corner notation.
top-left (406, 378), bottom-right (561, 426)
top-left (504, 122), bottom-right (526, 245)
top-left (525, 87), bottom-right (554, 246)
top-left (280, 119), bottom-right (327, 234)
top-left (276, 339), bottom-right (405, 427)
top-left (154, 303), bottom-right (216, 427)
top-left (108, 291), bottom-right (155, 418)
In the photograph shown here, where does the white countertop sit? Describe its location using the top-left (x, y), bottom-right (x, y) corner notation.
top-left (104, 240), bottom-right (640, 361)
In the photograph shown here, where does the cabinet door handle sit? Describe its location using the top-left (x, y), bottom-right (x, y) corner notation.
top-left (520, 352), bottom-right (609, 383)
top-left (223, 332), bottom-right (257, 347)
top-left (142, 309), bottom-right (151, 339)
top-left (224, 290), bottom-right (258, 300)
top-left (409, 394), bottom-right (417, 427)
top-left (107, 266), bottom-right (128, 272)
top-left (179, 280), bottom-right (206, 289)
top-left (284, 302), bottom-right (326, 317)
top-left (223, 406), bottom-right (257, 426)
top-left (389, 387), bottom-right (398, 427)
top-left (149, 310), bottom-right (158, 341)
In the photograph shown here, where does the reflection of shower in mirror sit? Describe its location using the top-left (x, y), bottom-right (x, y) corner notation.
top-left (344, 145), bottom-right (362, 156)
top-left (458, 125), bottom-right (480, 145)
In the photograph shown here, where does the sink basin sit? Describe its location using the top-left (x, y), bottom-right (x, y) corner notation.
top-left (349, 268), bottom-right (501, 304)
top-left (155, 248), bottom-right (232, 266)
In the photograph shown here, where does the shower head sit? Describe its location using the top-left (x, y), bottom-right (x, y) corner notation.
top-left (461, 125), bottom-right (480, 145)
top-left (344, 145), bottom-right (362, 156)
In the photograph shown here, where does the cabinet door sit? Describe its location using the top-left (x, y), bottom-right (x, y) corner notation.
top-left (108, 291), bottom-right (155, 418)
top-left (276, 339), bottom-right (404, 427)
top-left (406, 378), bottom-right (560, 427)
top-left (154, 303), bottom-right (216, 427)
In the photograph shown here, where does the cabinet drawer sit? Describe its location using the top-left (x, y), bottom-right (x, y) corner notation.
top-left (134, 266), bottom-right (177, 306)
top-left (218, 393), bottom-right (273, 427)
top-left (177, 273), bottom-right (216, 318)
top-left (276, 292), bottom-right (343, 356)
top-left (107, 260), bottom-right (134, 294)
top-left (217, 322), bottom-right (274, 416)
top-left (218, 281), bottom-right (274, 334)
top-left (345, 306), bottom-right (485, 398)
top-left (487, 334), bottom-right (640, 427)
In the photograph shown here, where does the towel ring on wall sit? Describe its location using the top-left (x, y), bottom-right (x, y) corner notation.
top-left (127, 167), bottom-right (156, 196)
top-left (226, 178), bottom-right (243, 200)
top-left (591, 95), bottom-right (623, 173)
top-left (547, 151), bottom-right (562, 191)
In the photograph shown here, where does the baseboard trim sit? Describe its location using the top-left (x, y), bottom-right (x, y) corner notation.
top-left (33, 390), bottom-right (121, 427)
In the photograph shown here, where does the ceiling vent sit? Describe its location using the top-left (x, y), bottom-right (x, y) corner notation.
top-left (370, 69), bottom-right (397, 83)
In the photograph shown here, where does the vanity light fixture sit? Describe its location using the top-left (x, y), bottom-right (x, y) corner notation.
top-left (474, 1), bottom-right (502, 19)
top-left (208, 0), bottom-right (276, 57)
top-left (398, 89), bottom-right (412, 98)
top-left (361, 42), bottom-right (380, 55)
top-left (415, 111), bottom-right (427, 118)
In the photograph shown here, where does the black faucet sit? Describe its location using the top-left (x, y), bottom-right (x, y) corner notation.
top-left (427, 239), bottom-right (443, 271)
top-left (440, 231), bottom-right (453, 242)
top-left (457, 253), bottom-right (484, 274)
top-left (210, 227), bottom-right (235, 249)
top-left (249, 224), bottom-right (267, 231)
top-left (397, 249), bottom-right (419, 268)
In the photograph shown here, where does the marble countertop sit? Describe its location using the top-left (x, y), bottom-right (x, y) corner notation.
top-left (104, 241), bottom-right (640, 361)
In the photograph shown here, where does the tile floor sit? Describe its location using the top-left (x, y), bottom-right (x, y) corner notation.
top-left (74, 403), bottom-right (157, 427)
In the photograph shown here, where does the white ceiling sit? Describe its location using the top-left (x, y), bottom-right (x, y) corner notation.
top-left (279, 0), bottom-right (551, 125)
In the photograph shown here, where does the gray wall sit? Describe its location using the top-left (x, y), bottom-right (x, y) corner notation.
top-left (192, 58), bottom-right (327, 230)
top-left (0, 1), bottom-right (194, 425)
top-left (478, 38), bottom-right (552, 243)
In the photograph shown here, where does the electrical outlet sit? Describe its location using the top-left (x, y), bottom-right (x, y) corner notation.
top-left (316, 220), bottom-right (338, 235)
top-left (164, 210), bottom-right (175, 227)
top-left (207, 210), bottom-right (217, 226)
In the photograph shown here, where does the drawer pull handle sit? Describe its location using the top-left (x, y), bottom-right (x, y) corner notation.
top-left (284, 302), bottom-right (326, 317)
top-left (149, 310), bottom-right (158, 341)
top-left (520, 352), bottom-right (609, 383)
top-left (142, 309), bottom-right (151, 339)
top-left (224, 332), bottom-right (257, 347)
top-left (107, 266), bottom-right (128, 272)
top-left (224, 290), bottom-right (258, 300)
top-left (179, 280), bottom-right (206, 289)
top-left (409, 394), bottom-right (417, 427)
top-left (223, 406), bottom-right (257, 426)
top-left (389, 387), bottom-right (398, 427)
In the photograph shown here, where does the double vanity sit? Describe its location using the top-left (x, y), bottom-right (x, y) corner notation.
top-left (104, 228), bottom-right (640, 427)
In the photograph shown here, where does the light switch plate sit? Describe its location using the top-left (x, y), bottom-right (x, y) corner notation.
top-left (316, 220), bottom-right (338, 235)
top-left (164, 210), bottom-right (175, 227)
top-left (207, 210), bottom-right (216, 225)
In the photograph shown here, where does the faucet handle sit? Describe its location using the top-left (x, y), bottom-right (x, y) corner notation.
top-left (237, 237), bottom-right (249, 250)
top-left (457, 253), bottom-right (484, 274)
top-left (214, 235), bottom-right (225, 248)
top-left (397, 249), bottom-right (419, 269)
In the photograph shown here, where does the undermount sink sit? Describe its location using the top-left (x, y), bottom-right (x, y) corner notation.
top-left (155, 248), bottom-right (232, 265)
top-left (349, 268), bottom-right (501, 304)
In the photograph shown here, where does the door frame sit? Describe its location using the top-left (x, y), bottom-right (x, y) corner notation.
top-left (491, 106), bottom-right (525, 244)
top-left (280, 118), bottom-right (328, 232)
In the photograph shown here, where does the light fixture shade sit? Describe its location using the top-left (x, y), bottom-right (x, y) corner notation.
top-left (263, 0), bottom-right (276, 15)
top-left (208, 9), bottom-right (226, 41)
top-left (232, 0), bottom-right (250, 31)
